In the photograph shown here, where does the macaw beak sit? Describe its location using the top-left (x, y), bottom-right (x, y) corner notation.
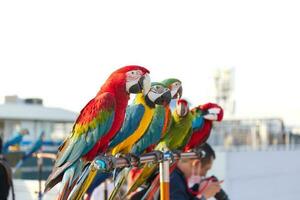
top-left (128, 73), bottom-right (151, 94)
top-left (176, 86), bottom-right (183, 99)
top-left (171, 85), bottom-right (183, 99)
top-left (203, 107), bottom-right (221, 120)
top-left (154, 90), bottom-right (172, 105)
top-left (176, 102), bottom-right (188, 117)
top-left (142, 73), bottom-right (151, 95)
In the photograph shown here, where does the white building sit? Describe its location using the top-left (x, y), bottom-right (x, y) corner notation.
top-left (0, 95), bottom-right (77, 149)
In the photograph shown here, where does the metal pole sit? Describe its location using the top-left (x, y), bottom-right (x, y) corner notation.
top-left (159, 159), bottom-right (170, 200)
top-left (37, 151), bottom-right (43, 200)
top-left (104, 180), bottom-right (108, 200)
top-left (68, 150), bottom-right (204, 200)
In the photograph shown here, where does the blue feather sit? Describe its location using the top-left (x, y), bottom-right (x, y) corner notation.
top-left (109, 104), bottom-right (145, 148)
top-left (131, 105), bottom-right (165, 155)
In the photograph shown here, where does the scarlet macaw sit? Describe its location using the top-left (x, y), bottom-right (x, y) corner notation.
top-left (44, 65), bottom-right (150, 200)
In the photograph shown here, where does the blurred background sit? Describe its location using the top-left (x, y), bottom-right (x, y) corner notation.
top-left (1, 0), bottom-right (300, 199)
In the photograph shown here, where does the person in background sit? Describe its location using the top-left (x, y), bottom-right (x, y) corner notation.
top-left (188, 143), bottom-right (223, 199)
top-left (0, 137), bottom-right (15, 200)
top-left (168, 156), bottom-right (221, 200)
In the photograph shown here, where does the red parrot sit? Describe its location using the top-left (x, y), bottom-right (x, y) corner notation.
top-left (44, 65), bottom-right (150, 200)
top-left (184, 103), bottom-right (223, 151)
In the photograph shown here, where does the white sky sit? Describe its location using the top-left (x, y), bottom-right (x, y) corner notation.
top-left (0, 0), bottom-right (300, 126)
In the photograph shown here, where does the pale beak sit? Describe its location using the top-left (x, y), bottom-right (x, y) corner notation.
top-left (142, 73), bottom-right (151, 95)
top-left (203, 114), bottom-right (218, 120)
top-left (207, 107), bottom-right (221, 114)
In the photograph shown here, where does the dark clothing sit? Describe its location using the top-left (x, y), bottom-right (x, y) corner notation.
top-left (0, 155), bottom-right (14, 200)
top-left (167, 167), bottom-right (205, 200)
top-left (0, 165), bottom-right (10, 199)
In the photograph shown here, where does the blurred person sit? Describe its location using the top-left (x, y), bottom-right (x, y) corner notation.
top-left (189, 143), bottom-right (229, 200)
top-left (0, 137), bottom-right (15, 200)
top-left (167, 156), bottom-right (221, 200)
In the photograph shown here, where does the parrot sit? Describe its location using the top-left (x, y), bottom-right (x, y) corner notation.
top-left (184, 103), bottom-right (223, 151)
top-left (127, 98), bottom-right (194, 196)
top-left (44, 65), bottom-right (151, 200)
top-left (109, 82), bottom-right (172, 155)
top-left (2, 129), bottom-right (29, 153)
top-left (126, 78), bottom-right (183, 193)
top-left (14, 131), bottom-right (45, 172)
top-left (106, 82), bottom-right (171, 200)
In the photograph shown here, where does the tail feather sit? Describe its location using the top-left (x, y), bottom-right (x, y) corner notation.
top-left (45, 159), bottom-right (83, 200)
top-left (108, 167), bottom-right (130, 200)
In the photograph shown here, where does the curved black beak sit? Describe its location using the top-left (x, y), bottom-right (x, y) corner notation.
top-left (154, 90), bottom-right (172, 105)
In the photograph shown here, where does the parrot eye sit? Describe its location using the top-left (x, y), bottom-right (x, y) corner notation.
top-left (126, 70), bottom-right (142, 81)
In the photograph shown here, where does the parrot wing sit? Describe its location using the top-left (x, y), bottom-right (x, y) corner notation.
top-left (131, 106), bottom-right (165, 155)
top-left (191, 109), bottom-right (205, 132)
top-left (108, 104), bottom-right (145, 149)
top-left (45, 92), bottom-right (115, 192)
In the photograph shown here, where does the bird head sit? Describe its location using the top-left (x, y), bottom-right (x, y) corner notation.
top-left (162, 78), bottom-right (182, 99)
top-left (176, 99), bottom-right (189, 117)
top-left (199, 103), bottom-right (223, 121)
top-left (103, 65), bottom-right (151, 95)
top-left (144, 82), bottom-right (172, 107)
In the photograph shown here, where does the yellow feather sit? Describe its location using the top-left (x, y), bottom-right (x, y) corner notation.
top-left (111, 94), bottom-right (155, 155)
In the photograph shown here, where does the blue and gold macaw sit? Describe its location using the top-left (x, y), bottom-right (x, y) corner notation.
top-left (106, 82), bottom-right (172, 200)
top-left (2, 129), bottom-right (29, 153)
top-left (14, 131), bottom-right (45, 171)
top-left (109, 82), bottom-right (172, 155)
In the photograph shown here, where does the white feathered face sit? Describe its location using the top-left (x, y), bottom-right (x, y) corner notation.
top-left (203, 107), bottom-right (222, 121)
top-left (147, 84), bottom-right (172, 105)
top-left (125, 70), bottom-right (151, 95)
top-left (169, 81), bottom-right (183, 99)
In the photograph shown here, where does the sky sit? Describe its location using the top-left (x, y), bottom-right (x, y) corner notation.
top-left (0, 0), bottom-right (300, 126)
